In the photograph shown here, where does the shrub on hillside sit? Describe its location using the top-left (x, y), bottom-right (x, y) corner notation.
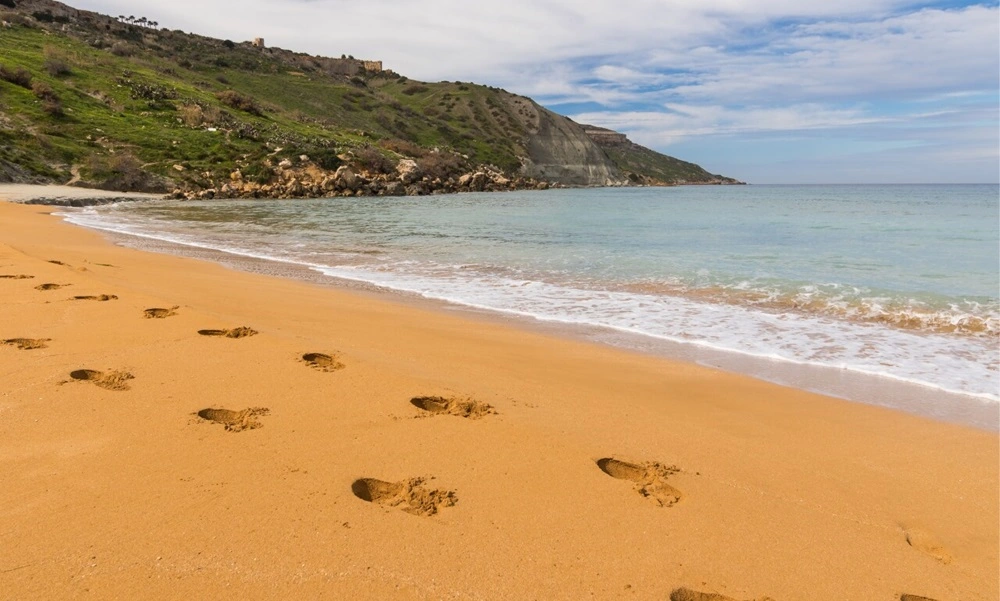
top-left (87, 152), bottom-right (162, 192)
top-left (351, 146), bottom-right (393, 175)
top-left (233, 122), bottom-right (259, 140)
top-left (241, 161), bottom-right (273, 184)
top-left (417, 151), bottom-right (465, 181)
top-left (178, 103), bottom-right (204, 126)
top-left (110, 42), bottom-right (134, 57)
top-left (31, 81), bottom-right (57, 101)
top-left (380, 138), bottom-right (427, 158)
top-left (215, 90), bottom-right (263, 116)
top-left (401, 84), bottom-right (428, 96)
top-left (0, 64), bottom-right (33, 88)
top-left (129, 82), bottom-right (176, 102)
top-left (41, 97), bottom-right (63, 116)
top-left (44, 58), bottom-right (71, 76)
top-left (307, 148), bottom-right (342, 170)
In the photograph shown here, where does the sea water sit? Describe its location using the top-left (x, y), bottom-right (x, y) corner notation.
top-left (60, 184), bottom-right (1000, 425)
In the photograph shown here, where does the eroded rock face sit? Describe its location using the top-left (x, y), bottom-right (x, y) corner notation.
top-left (334, 166), bottom-right (358, 190)
top-left (383, 181), bottom-right (405, 196)
top-left (516, 103), bottom-right (626, 186)
top-left (396, 159), bottom-right (421, 184)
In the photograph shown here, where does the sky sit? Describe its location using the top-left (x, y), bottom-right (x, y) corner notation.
top-left (70, 0), bottom-right (999, 183)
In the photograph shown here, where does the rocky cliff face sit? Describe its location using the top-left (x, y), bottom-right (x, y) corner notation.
top-left (506, 97), bottom-right (625, 186)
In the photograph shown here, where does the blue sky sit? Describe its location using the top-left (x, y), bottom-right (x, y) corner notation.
top-left (75, 0), bottom-right (999, 183)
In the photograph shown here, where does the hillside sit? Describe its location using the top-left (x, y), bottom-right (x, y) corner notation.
top-left (0, 0), bottom-right (742, 197)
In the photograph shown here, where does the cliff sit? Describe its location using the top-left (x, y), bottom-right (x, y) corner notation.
top-left (515, 102), bottom-right (625, 186)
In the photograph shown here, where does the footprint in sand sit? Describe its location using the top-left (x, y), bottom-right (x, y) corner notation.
top-left (351, 477), bottom-right (457, 516)
top-left (197, 327), bottom-right (258, 338)
top-left (195, 407), bottom-right (269, 432)
top-left (900, 595), bottom-right (940, 601)
top-left (48, 260), bottom-right (67, 265)
top-left (2, 338), bottom-right (51, 350)
top-left (671, 588), bottom-right (776, 601)
top-left (903, 526), bottom-right (953, 564)
top-left (70, 369), bottom-right (134, 391)
top-left (301, 352), bottom-right (345, 372)
top-left (0, 274), bottom-right (34, 279)
top-left (410, 395), bottom-right (496, 419)
top-left (597, 457), bottom-right (683, 507)
top-left (35, 283), bottom-right (67, 290)
top-left (144, 306), bottom-right (179, 319)
top-left (73, 294), bottom-right (118, 301)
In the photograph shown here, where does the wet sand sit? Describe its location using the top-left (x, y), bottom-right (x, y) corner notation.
top-left (1, 196), bottom-right (997, 600)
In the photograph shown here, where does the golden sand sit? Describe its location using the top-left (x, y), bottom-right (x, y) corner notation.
top-left (0, 198), bottom-right (997, 600)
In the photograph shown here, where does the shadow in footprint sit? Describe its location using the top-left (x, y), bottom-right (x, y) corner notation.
top-left (70, 369), bottom-right (134, 391)
top-left (35, 283), bottom-right (67, 291)
top-left (352, 478), bottom-right (403, 503)
top-left (73, 294), bottom-right (117, 301)
top-left (48, 260), bottom-right (67, 265)
top-left (301, 352), bottom-right (345, 372)
top-left (410, 395), bottom-right (495, 419)
top-left (597, 457), bottom-right (683, 507)
top-left (144, 306), bottom-right (179, 319)
top-left (671, 588), bottom-right (775, 601)
top-left (903, 526), bottom-right (952, 564)
top-left (198, 327), bottom-right (258, 338)
top-left (351, 476), bottom-right (457, 516)
top-left (196, 407), bottom-right (269, 432)
top-left (901, 596), bottom-right (939, 601)
top-left (1, 274), bottom-right (34, 279)
top-left (3, 338), bottom-right (51, 350)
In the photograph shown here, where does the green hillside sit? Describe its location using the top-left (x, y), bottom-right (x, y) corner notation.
top-left (0, 0), bottom-right (741, 196)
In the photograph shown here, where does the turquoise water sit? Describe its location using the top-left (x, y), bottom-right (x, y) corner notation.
top-left (64, 184), bottom-right (1000, 404)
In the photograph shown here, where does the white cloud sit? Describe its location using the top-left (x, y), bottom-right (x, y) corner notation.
top-left (570, 103), bottom-right (890, 146)
top-left (659, 5), bottom-right (1000, 105)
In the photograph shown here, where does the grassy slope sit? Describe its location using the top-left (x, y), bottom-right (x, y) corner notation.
top-left (605, 143), bottom-right (738, 184)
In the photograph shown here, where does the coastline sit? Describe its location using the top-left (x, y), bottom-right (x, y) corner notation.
top-left (1, 192), bottom-right (997, 599)
top-left (88, 221), bottom-right (1000, 431)
top-left (49, 186), bottom-right (1000, 430)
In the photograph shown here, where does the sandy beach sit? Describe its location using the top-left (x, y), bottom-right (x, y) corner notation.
top-left (1, 192), bottom-right (997, 600)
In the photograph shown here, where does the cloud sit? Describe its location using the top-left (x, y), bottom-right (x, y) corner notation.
top-left (657, 5), bottom-right (1000, 105)
top-left (570, 103), bottom-right (891, 146)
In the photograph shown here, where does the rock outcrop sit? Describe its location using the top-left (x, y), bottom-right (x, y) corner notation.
top-left (511, 99), bottom-right (626, 187)
top-left (173, 158), bottom-right (552, 201)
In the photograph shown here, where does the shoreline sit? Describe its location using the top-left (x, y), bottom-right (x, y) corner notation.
top-left (2, 190), bottom-right (997, 600)
top-left (0, 183), bottom-right (164, 206)
top-left (52, 194), bottom-right (999, 431)
top-left (97, 222), bottom-right (1000, 431)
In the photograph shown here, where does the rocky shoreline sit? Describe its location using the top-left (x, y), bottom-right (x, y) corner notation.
top-left (168, 156), bottom-right (740, 201)
top-left (171, 159), bottom-right (561, 201)
top-left (2, 159), bottom-right (743, 207)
